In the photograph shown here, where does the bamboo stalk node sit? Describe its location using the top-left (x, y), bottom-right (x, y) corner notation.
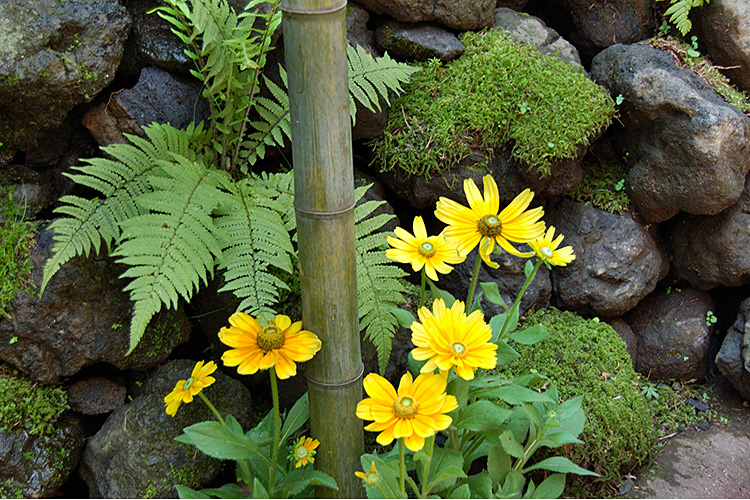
top-left (293, 201), bottom-right (356, 218)
top-left (306, 362), bottom-right (365, 388)
top-left (281, 2), bottom-right (345, 15)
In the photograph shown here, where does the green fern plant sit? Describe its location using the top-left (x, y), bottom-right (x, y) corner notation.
top-left (656, 0), bottom-right (709, 36)
top-left (41, 0), bottom-right (417, 363)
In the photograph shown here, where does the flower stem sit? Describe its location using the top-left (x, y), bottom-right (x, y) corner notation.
top-left (268, 367), bottom-right (281, 495)
top-left (420, 267), bottom-right (427, 309)
top-left (499, 259), bottom-right (543, 339)
top-left (466, 252), bottom-right (482, 308)
top-left (399, 438), bottom-right (406, 494)
top-left (198, 392), bottom-right (225, 426)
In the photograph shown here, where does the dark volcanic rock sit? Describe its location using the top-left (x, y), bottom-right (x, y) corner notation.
top-left (355, 0), bottom-right (496, 31)
top-left (376, 21), bottom-right (465, 62)
top-left (715, 297), bottom-right (750, 400)
top-left (66, 377), bottom-right (127, 415)
top-left (697, 0), bottom-right (750, 93)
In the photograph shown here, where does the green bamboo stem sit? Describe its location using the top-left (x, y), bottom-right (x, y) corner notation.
top-left (283, 0), bottom-right (364, 497)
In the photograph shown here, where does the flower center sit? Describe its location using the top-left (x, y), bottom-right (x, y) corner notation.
top-left (257, 325), bottom-right (285, 351)
top-left (477, 214), bottom-right (503, 237)
top-left (182, 377), bottom-right (194, 391)
top-left (295, 446), bottom-right (309, 459)
top-left (418, 242), bottom-right (436, 257)
top-left (393, 395), bottom-right (419, 419)
top-left (540, 246), bottom-right (554, 259)
top-left (449, 341), bottom-right (468, 359)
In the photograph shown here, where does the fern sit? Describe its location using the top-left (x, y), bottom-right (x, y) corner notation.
top-left (112, 155), bottom-right (230, 352)
top-left (214, 172), bottom-right (295, 317)
top-left (40, 123), bottom-right (205, 295)
top-left (354, 185), bottom-right (408, 374)
top-left (656, 0), bottom-right (709, 36)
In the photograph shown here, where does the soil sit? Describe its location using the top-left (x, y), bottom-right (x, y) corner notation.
top-left (625, 379), bottom-right (750, 499)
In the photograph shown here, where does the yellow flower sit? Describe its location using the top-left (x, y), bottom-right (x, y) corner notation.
top-left (290, 436), bottom-right (319, 468)
top-left (356, 371), bottom-right (458, 452)
top-left (410, 298), bottom-right (497, 380)
top-left (386, 216), bottom-right (466, 281)
top-left (528, 226), bottom-right (576, 267)
top-left (435, 175), bottom-right (545, 268)
top-left (355, 461), bottom-right (380, 487)
top-left (218, 312), bottom-right (321, 380)
top-left (164, 360), bottom-right (217, 417)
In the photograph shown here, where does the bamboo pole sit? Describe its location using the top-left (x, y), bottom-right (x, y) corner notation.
top-left (282, 1), bottom-right (364, 498)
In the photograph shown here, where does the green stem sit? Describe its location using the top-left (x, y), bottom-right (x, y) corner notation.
top-left (198, 392), bottom-right (225, 426)
top-left (465, 251), bottom-right (482, 308)
top-left (269, 367), bottom-right (281, 495)
top-left (199, 393), bottom-right (253, 483)
top-left (420, 267), bottom-right (427, 309)
top-left (399, 438), bottom-right (406, 494)
top-left (420, 434), bottom-right (435, 497)
top-left (499, 259), bottom-right (543, 339)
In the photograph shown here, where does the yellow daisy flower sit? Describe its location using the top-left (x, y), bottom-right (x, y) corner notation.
top-left (355, 461), bottom-right (380, 487)
top-left (410, 298), bottom-right (498, 380)
top-left (356, 371), bottom-right (458, 452)
top-left (528, 226), bottom-right (576, 267)
top-left (218, 312), bottom-right (321, 380)
top-left (290, 436), bottom-right (319, 468)
top-left (435, 175), bottom-right (545, 268)
top-left (164, 360), bottom-right (217, 417)
top-left (386, 216), bottom-right (466, 281)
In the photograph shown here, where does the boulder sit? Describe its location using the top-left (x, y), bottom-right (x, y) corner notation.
top-left (0, 226), bottom-right (191, 384)
top-left (546, 198), bottom-right (669, 318)
top-left (591, 42), bottom-right (750, 223)
top-left (697, 0), bottom-right (750, 93)
top-left (667, 175), bottom-right (750, 290)
top-left (80, 359), bottom-right (253, 498)
top-left (0, 0), bottom-right (131, 154)
top-left (354, 0), bottom-right (496, 31)
top-left (715, 297), bottom-right (750, 400)
top-left (624, 288), bottom-right (715, 381)
top-left (0, 165), bottom-right (54, 222)
top-left (66, 377), bottom-right (127, 415)
top-left (347, 2), bottom-right (378, 56)
top-left (375, 21), bottom-right (465, 62)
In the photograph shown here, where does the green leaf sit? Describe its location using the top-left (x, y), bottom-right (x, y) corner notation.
top-left (507, 324), bottom-right (549, 345)
top-left (390, 306), bottom-right (416, 329)
top-left (524, 457), bottom-right (600, 476)
top-left (360, 454), bottom-right (406, 499)
top-left (426, 447), bottom-right (466, 493)
top-left (455, 400), bottom-right (512, 433)
top-left (280, 392), bottom-right (309, 443)
top-left (530, 474), bottom-right (565, 499)
top-left (176, 485), bottom-right (210, 499)
top-left (448, 483), bottom-right (471, 499)
top-left (551, 396), bottom-right (586, 438)
top-left (176, 418), bottom-right (266, 462)
top-left (473, 383), bottom-right (554, 405)
top-left (500, 470), bottom-right (526, 498)
top-left (499, 430), bottom-right (525, 459)
top-left (252, 478), bottom-right (269, 499)
top-left (495, 339), bottom-right (521, 365)
top-left (408, 351), bottom-right (427, 377)
top-left (463, 471), bottom-right (492, 499)
top-left (428, 279), bottom-right (457, 306)
top-left (480, 282), bottom-right (506, 307)
top-left (198, 484), bottom-right (248, 499)
top-left (487, 444), bottom-right (512, 486)
top-left (275, 468), bottom-right (338, 497)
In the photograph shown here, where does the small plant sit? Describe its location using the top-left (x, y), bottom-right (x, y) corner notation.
top-left (706, 310), bottom-right (717, 327)
top-left (686, 36), bottom-right (701, 57)
top-left (641, 382), bottom-right (660, 400)
top-left (655, 0), bottom-right (710, 36)
top-left (569, 158), bottom-right (631, 214)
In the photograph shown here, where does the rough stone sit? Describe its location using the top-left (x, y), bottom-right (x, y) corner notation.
top-left (591, 42), bottom-right (750, 223)
top-left (715, 297), bottom-right (750, 401)
top-left (697, 0), bottom-right (750, 93)
top-left (546, 198), bottom-right (669, 318)
top-left (66, 377), bottom-right (127, 415)
top-left (493, 8), bottom-right (582, 67)
top-left (667, 175), bottom-right (750, 290)
top-left (0, 0), bottom-right (131, 154)
top-left (80, 359), bottom-right (253, 498)
top-left (82, 66), bottom-right (210, 146)
top-left (0, 225), bottom-right (191, 384)
top-left (608, 317), bottom-right (638, 362)
top-left (0, 413), bottom-right (85, 499)
top-left (354, 0), bottom-right (496, 31)
top-left (375, 21), bottom-right (465, 62)
top-left (625, 288), bottom-right (714, 382)
top-left (0, 164), bottom-right (54, 221)
top-left (347, 2), bottom-right (377, 56)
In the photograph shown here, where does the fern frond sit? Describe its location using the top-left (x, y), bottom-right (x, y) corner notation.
top-left (40, 123), bottom-right (198, 295)
top-left (214, 171), bottom-right (295, 316)
top-left (112, 156), bottom-right (230, 353)
top-left (347, 45), bottom-right (419, 126)
top-left (659, 0), bottom-right (708, 36)
top-left (354, 185), bottom-right (408, 374)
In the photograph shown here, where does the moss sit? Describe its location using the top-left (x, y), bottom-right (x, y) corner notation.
top-left (0, 192), bottom-right (37, 318)
top-left (490, 308), bottom-right (657, 497)
top-left (373, 30), bottom-right (616, 178)
top-left (569, 156), bottom-right (632, 214)
top-left (0, 365), bottom-right (69, 437)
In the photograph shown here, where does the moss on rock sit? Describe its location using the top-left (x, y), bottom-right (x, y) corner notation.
top-left (491, 308), bottom-right (656, 496)
top-left (0, 365), bottom-right (69, 437)
top-left (0, 192), bottom-right (37, 318)
top-left (374, 29), bottom-right (616, 178)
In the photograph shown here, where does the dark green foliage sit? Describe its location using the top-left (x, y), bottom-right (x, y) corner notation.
top-left (491, 308), bottom-right (657, 496)
top-left (0, 194), bottom-right (36, 317)
top-left (569, 157), bottom-right (631, 214)
top-left (374, 30), bottom-right (616, 178)
top-left (0, 366), bottom-right (68, 437)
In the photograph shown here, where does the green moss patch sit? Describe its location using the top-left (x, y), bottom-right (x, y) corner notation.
top-left (491, 308), bottom-right (657, 496)
top-left (373, 30), bottom-right (616, 178)
top-left (0, 192), bottom-right (37, 318)
top-left (0, 365), bottom-right (69, 437)
top-left (569, 157), bottom-right (632, 214)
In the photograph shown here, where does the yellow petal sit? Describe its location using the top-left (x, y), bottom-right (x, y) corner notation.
top-left (404, 432), bottom-right (425, 452)
top-left (412, 216), bottom-right (428, 240)
top-left (363, 373), bottom-right (398, 402)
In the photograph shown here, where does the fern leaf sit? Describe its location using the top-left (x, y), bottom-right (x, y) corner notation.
top-left (354, 184), bottom-right (408, 374)
top-left (112, 156), bottom-right (230, 353)
top-left (347, 45), bottom-right (419, 126)
top-left (215, 172), bottom-right (296, 316)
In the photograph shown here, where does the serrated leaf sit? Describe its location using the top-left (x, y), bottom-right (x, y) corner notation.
top-left (524, 457), bottom-right (600, 476)
top-left (455, 400), bottom-right (512, 433)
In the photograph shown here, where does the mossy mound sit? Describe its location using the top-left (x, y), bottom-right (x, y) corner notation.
top-left (0, 365), bottom-right (69, 437)
top-left (374, 29), bottom-right (616, 178)
top-left (492, 308), bottom-right (657, 497)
